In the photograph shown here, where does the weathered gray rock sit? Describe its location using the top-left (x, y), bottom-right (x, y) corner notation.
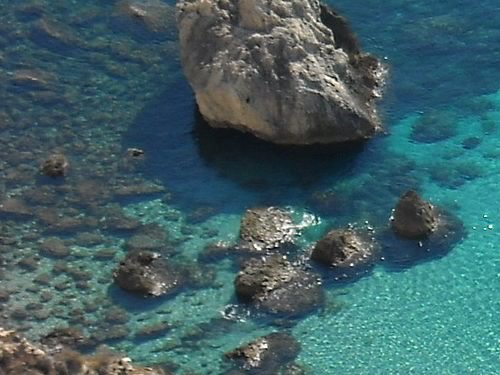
top-left (177, 0), bottom-right (386, 144)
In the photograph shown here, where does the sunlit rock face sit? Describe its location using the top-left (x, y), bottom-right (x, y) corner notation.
top-left (177, 0), bottom-right (386, 144)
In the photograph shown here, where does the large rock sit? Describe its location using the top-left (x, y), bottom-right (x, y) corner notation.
top-left (177, 0), bottom-right (386, 145)
top-left (113, 251), bottom-right (181, 297)
top-left (391, 190), bottom-right (438, 239)
top-left (225, 332), bottom-right (300, 374)
top-left (234, 255), bottom-right (323, 316)
top-left (311, 228), bottom-right (378, 279)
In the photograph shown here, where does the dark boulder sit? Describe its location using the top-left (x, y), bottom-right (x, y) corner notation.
top-left (113, 251), bottom-right (181, 297)
top-left (40, 152), bottom-right (69, 177)
top-left (384, 191), bottom-right (466, 269)
top-left (391, 190), bottom-right (438, 239)
top-left (234, 255), bottom-right (323, 316)
top-left (311, 228), bottom-right (378, 280)
top-left (225, 332), bottom-right (300, 374)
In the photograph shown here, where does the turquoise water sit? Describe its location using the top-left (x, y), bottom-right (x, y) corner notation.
top-left (0, 0), bottom-right (499, 374)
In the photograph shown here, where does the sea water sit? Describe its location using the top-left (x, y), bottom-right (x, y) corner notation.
top-left (0, 0), bottom-right (498, 374)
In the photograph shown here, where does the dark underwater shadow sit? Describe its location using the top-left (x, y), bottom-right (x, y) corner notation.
top-left (106, 284), bottom-right (181, 312)
top-left (379, 211), bottom-right (467, 271)
top-left (124, 77), bottom-right (367, 214)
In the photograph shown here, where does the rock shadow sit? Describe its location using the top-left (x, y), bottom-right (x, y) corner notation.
top-left (380, 209), bottom-right (466, 271)
top-left (124, 78), bottom-right (367, 214)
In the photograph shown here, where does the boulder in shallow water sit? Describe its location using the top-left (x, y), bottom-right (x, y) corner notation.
top-left (311, 228), bottom-right (378, 279)
top-left (177, 0), bottom-right (386, 144)
top-left (225, 332), bottom-right (300, 374)
top-left (234, 255), bottom-right (323, 316)
top-left (383, 191), bottom-right (466, 269)
top-left (113, 250), bottom-right (181, 297)
top-left (391, 190), bottom-right (438, 239)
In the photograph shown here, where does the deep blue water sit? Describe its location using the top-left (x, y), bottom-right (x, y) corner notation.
top-left (0, 0), bottom-right (499, 374)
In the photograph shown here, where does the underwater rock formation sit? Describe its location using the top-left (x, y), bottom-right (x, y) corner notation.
top-left (0, 327), bottom-right (166, 374)
top-left (391, 190), bottom-right (438, 239)
top-left (177, 0), bottom-right (386, 144)
top-left (311, 228), bottom-right (378, 279)
top-left (225, 332), bottom-right (300, 374)
top-left (40, 152), bottom-right (69, 177)
top-left (113, 250), bottom-right (181, 297)
top-left (234, 255), bottom-right (323, 316)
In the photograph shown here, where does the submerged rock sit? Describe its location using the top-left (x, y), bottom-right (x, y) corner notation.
top-left (311, 228), bottom-right (378, 279)
top-left (177, 0), bottom-right (386, 144)
top-left (234, 255), bottom-right (323, 316)
top-left (113, 251), bottom-right (181, 297)
top-left (113, 0), bottom-right (176, 34)
top-left (40, 152), bottom-right (69, 177)
top-left (391, 190), bottom-right (438, 239)
top-left (409, 110), bottom-right (458, 144)
top-left (0, 327), bottom-right (166, 374)
top-left (225, 332), bottom-right (300, 374)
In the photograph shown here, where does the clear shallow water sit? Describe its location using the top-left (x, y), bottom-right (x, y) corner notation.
top-left (0, 0), bottom-right (499, 374)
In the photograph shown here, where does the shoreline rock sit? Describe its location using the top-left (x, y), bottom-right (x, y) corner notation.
top-left (177, 0), bottom-right (386, 145)
top-left (0, 327), bottom-right (166, 374)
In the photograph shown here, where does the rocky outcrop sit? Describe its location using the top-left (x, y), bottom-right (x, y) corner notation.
top-left (391, 190), bottom-right (438, 239)
top-left (113, 251), bottom-right (181, 297)
top-left (384, 190), bottom-right (466, 268)
top-left (234, 255), bottom-right (323, 316)
top-left (0, 328), bottom-right (166, 374)
top-left (225, 332), bottom-right (300, 374)
top-left (311, 228), bottom-right (378, 279)
top-left (239, 207), bottom-right (296, 252)
top-left (176, 0), bottom-right (386, 144)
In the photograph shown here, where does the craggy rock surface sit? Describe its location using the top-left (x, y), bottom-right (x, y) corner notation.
top-left (225, 332), bottom-right (300, 374)
top-left (239, 207), bottom-right (296, 252)
top-left (0, 327), bottom-right (166, 375)
top-left (40, 152), bottom-right (69, 177)
top-left (177, 0), bottom-right (386, 144)
top-left (234, 255), bottom-right (323, 316)
top-left (384, 190), bottom-right (466, 268)
top-left (391, 190), bottom-right (438, 239)
top-left (113, 250), bottom-right (181, 297)
top-left (311, 228), bottom-right (378, 278)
